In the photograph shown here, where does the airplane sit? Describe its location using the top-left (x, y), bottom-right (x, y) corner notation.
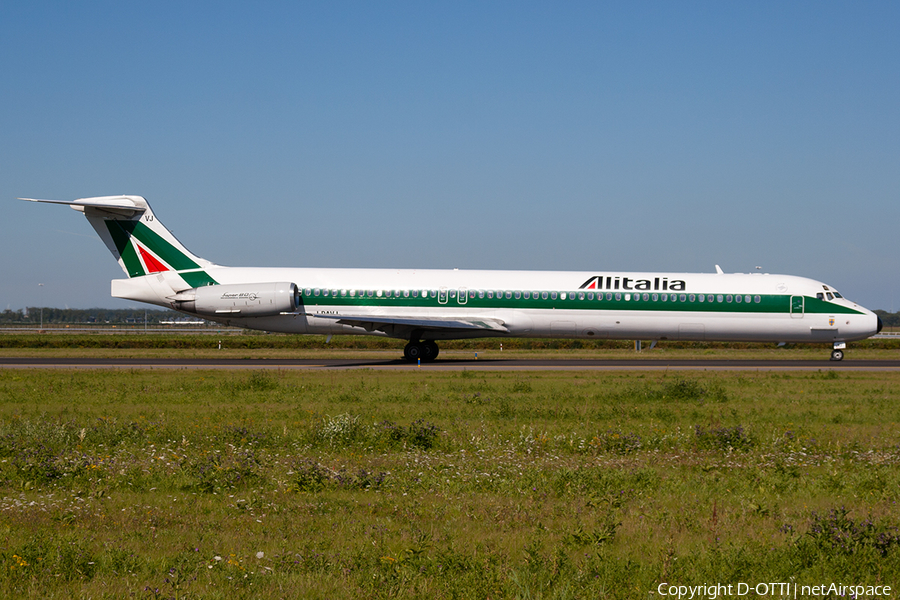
top-left (23, 195), bottom-right (882, 361)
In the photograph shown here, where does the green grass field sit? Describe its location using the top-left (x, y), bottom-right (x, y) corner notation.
top-left (1, 366), bottom-right (899, 598)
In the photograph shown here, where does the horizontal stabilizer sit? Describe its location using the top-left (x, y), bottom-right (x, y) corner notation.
top-left (20, 196), bottom-right (147, 217)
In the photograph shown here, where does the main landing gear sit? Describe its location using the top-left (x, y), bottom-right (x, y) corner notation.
top-left (403, 340), bottom-right (439, 362)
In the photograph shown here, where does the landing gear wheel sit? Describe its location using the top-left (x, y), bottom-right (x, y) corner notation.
top-left (830, 349), bottom-right (844, 361)
top-left (422, 341), bottom-right (439, 361)
top-left (403, 342), bottom-right (423, 361)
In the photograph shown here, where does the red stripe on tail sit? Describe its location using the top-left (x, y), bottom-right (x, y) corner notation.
top-left (138, 245), bottom-right (169, 273)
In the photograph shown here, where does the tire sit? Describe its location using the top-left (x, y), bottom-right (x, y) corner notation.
top-left (422, 341), bottom-right (439, 361)
top-left (404, 342), bottom-right (423, 361)
top-left (830, 349), bottom-right (844, 361)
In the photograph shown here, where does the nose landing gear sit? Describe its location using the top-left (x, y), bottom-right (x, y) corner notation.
top-left (403, 340), bottom-right (439, 362)
top-left (830, 342), bottom-right (846, 361)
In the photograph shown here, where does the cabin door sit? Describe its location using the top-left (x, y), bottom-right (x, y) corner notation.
top-left (790, 295), bottom-right (804, 319)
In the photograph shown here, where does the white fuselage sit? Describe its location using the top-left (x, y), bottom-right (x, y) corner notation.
top-left (114, 266), bottom-right (880, 344)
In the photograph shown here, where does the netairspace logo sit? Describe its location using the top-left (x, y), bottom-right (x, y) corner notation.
top-left (656, 582), bottom-right (893, 599)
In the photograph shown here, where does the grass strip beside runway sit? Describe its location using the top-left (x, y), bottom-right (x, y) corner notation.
top-left (0, 368), bottom-right (899, 598)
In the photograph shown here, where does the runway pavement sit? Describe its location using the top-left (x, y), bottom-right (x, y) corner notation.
top-left (2, 357), bottom-right (900, 371)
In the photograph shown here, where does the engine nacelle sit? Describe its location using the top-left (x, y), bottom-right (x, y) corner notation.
top-left (175, 282), bottom-right (299, 317)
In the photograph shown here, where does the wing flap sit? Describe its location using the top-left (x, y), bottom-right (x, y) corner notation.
top-left (306, 312), bottom-right (508, 336)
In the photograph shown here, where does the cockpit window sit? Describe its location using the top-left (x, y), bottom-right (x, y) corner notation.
top-left (826, 292), bottom-right (834, 301)
top-left (833, 292), bottom-right (843, 299)
top-left (816, 293), bottom-right (824, 300)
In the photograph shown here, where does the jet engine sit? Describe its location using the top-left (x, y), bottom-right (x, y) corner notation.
top-left (172, 282), bottom-right (300, 317)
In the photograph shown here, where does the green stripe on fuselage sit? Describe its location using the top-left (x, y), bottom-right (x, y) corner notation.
top-left (298, 290), bottom-right (865, 315)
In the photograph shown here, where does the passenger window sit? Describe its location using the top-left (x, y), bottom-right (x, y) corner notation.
top-left (754, 295), bottom-right (761, 303)
top-left (661, 294), bottom-right (668, 302)
top-left (587, 292), bottom-right (594, 300)
top-left (735, 295), bottom-right (741, 303)
top-left (523, 291), bottom-right (530, 299)
top-left (642, 293), bottom-right (649, 301)
top-left (744, 295), bottom-right (751, 303)
top-left (487, 291), bottom-right (494, 299)
top-left (688, 294), bottom-right (695, 302)
top-left (726, 295), bottom-right (732, 303)
top-left (514, 291), bottom-right (521, 299)
top-left (606, 293), bottom-right (613, 301)
top-left (478, 290), bottom-right (484, 298)
top-left (708, 295), bottom-right (714, 303)
top-left (717, 295), bottom-right (723, 303)
top-left (652, 294), bottom-right (658, 301)
top-left (412, 290), bottom-right (418, 298)
top-left (551, 292), bottom-right (558, 300)
top-left (679, 294), bottom-right (686, 302)
top-left (304, 288), bottom-right (312, 296)
top-left (615, 293), bottom-right (622, 301)
top-left (698, 294), bottom-right (704, 302)
top-left (541, 292), bottom-right (549, 300)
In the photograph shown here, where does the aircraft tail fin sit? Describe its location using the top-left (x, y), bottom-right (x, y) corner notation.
top-left (21, 196), bottom-right (219, 288)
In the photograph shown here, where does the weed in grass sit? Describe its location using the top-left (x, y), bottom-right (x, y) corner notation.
top-left (793, 507), bottom-right (900, 559)
top-left (184, 448), bottom-right (263, 493)
top-left (694, 424), bottom-right (754, 451)
top-left (407, 419), bottom-right (440, 450)
top-left (316, 413), bottom-right (365, 447)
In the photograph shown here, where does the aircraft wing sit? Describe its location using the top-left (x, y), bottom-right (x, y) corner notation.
top-left (305, 312), bottom-right (508, 338)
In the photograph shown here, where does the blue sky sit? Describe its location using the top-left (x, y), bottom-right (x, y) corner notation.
top-left (2, 1), bottom-right (898, 310)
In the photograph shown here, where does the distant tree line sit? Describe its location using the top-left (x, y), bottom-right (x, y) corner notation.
top-left (874, 310), bottom-right (900, 329)
top-left (0, 308), bottom-right (196, 325)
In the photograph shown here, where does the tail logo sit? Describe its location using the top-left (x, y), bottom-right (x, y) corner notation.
top-left (104, 219), bottom-right (219, 287)
top-left (137, 245), bottom-right (169, 274)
